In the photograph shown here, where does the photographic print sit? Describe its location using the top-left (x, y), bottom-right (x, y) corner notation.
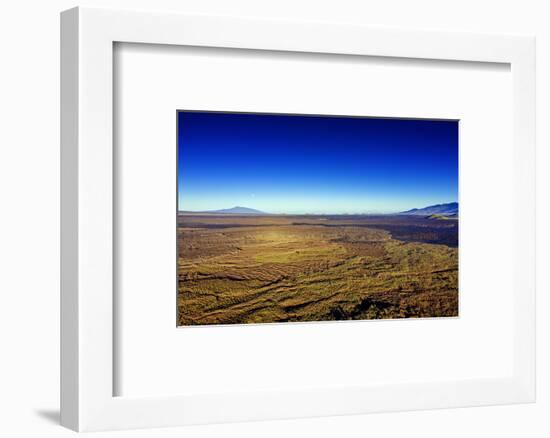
top-left (177, 111), bottom-right (458, 326)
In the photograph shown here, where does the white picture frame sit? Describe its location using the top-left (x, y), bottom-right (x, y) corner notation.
top-left (60, 6), bottom-right (536, 432)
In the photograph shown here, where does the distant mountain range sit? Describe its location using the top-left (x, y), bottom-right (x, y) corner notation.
top-left (399, 202), bottom-right (458, 216)
top-left (179, 203), bottom-right (458, 216)
top-left (180, 206), bottom-right (268, 215)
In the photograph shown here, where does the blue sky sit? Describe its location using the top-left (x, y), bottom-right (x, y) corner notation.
top-left (177, 111), bottom-right (458, 214)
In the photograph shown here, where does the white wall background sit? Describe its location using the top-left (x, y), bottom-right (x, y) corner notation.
top-left (0, 1), bottom-right (548, 437)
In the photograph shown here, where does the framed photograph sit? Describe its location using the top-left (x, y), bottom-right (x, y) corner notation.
top-left (61, 7), bottom-right (536, 432)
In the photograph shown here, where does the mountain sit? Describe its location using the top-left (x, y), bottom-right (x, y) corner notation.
top-left (179, 206), bottom-right (268, 215)
top-left (211, 206), bottom-right (267, 214)
top-left (399, 202), bottom-right (458, 216)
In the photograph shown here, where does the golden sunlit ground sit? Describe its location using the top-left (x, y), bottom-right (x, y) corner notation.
top-left (177, 214), bottom-right (458, 326)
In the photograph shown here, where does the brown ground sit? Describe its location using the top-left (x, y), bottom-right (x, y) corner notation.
top-left (177, 214), bottom-right (458, 326)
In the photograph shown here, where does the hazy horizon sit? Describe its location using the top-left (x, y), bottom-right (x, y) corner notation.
top-left (177, 111), bottom-right (458, 214)
top-left (177, 201), bottom-right (459, 215)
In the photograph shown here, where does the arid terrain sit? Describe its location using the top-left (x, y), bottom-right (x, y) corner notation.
top-left (177, 214), bottom-right (458, 326)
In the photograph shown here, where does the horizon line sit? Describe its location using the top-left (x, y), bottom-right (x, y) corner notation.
top-left (177, 201), bottom-right (459, 215)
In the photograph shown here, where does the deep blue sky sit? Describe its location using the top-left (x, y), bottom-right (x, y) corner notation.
top-left (177, 111), bottom-right (458, 214)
